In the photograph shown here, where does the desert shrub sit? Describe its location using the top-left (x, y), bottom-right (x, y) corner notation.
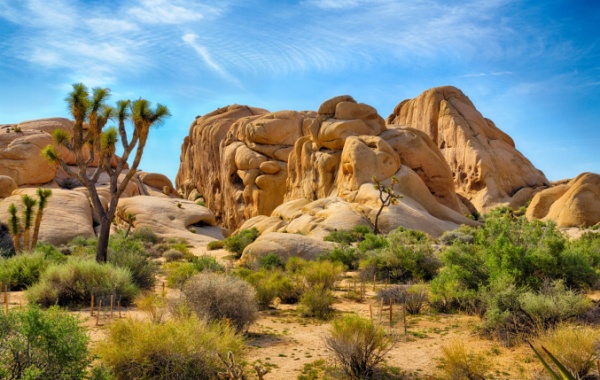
top-left (482, 278), bottom-right (592, 345)
top-left (68, 235), bottom-right (98, 256)
top-left (0, 250), bottom-right (64, 290)
top-left (377, 283), bottom-right (429, 315)
top-left (299, 286), bottom-right (336, 320)
top-left (222, 228), bottom-right (259, 257)
top-left (285, 256), bottom-right (308, 273)
top-left (181, 272), bottom-right (258, 332)
top-left (437, 339), bottom-right (490, 380)
top-left (135, 292), bottom-right (167, 323)
top-left (319, 245), bottom-right (362, 270)
top-left (0, 306), bottom-right (91, 379)
top-left (324, 225), bottom-right (371, 245)
top-left (95, 316), bottom-right (244, 380)
top-left (534, 324), bottom-right (600, 379)
top-left (357, 233), bottom-right (389, 252)
top-left (242, 269), bottom-right (303, 308)
top-left (107, 233), bottom-right (157, 290)
top-left (324, 314), bottom-right (397, 379)
top-left (28, 258), bottom-right (138, 307)
top-left (258, 252), bottom-right (284, 270)
top-left (130, 226), bottom-right (159, 244)
top-left (191, 254), bottom-right (225, 272)
top-left (207, 240), bottom-right (225, 250)
top-left (302, 260), bottom-right (344, 290)
top-left (439, 230), bottom-right (474, 245)
top-left (361, 228), bottom-right (441, 283)
top-left (163, 248), bottom-right (184, 262)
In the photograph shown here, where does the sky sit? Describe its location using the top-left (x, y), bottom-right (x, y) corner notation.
top-left (0, 0), bottom-right (598, 183)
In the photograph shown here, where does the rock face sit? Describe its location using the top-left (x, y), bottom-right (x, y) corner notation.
top-left (526, 172), bottom-right (600, 227)
top-left (387, 86), bottom-right (549, 213)
top-left (240, 232), bottom-right (334, 266)
top-left (178, 95), bottom-right (479, 238)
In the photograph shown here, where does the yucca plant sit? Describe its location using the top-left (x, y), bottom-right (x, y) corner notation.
top-left (529, 342), bottom-right (577, 380)
top-left (30, 188), bottom-right (52, 250)
top-left (7, 203), bottom-right (21, 255)
top-left (21, 194), bottom-right (37, 251)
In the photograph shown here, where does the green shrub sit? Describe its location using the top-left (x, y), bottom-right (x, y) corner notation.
top-left (482, 278), bottom-right (592, 345)
top-left (0, 306), bottom-right (91, 379)
top-left (533, 324), bottom-right (600, 379)
top-left (258, 252), bottom-right (284, 270)
top-left (242, 269), bottom-right (303, 308)
top-left (223, 228), bottom-right (259, 257)
top-left (207, 240), bottom-right (225, 250)
top-left (108, 246), bottom-right (156, 291)
top-left (28, 258), bottom-right (139, 307)
top-left (191, 254), bottom-right (225, 272)
top-left (130, 227), bottom-right (159, 244)
top-left (163, 248), bottom-right (185, 262)
top-left (324, 226), bottom-right (371, 245)
top-left (181, 272), bottom-right (258, 332)
top-left (439, 230), bottom-right (474, 245)
top-left (361, 228), bottom-right (441, 283)
top-left (0, 251), bottom-right (56, 290)
top-left (437, 339), bottom-right (490, 380)
top-left (357, 233), bottom-right (389, 252)
top-left (302, 260), bottom-right (344, 290)
top-left (324, 314), bottom-right (397, 379)
top-left (299, 286), bottom-right (336, 320)
top-left (95, 316), bottom-right (244, 380)
top-left (164, 262), bottom-right (197, 289)
top-left (319, 246), bottom-right (362, 270)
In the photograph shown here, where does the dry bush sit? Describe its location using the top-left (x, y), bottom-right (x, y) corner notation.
top-left (135, 292), bottom-right (167, 323)
top-left (324, 314), bottom-right (397, 379)
top-left (377, 283), bottom-right (429, 315)
top-left (534, 324), bottom-right (600, 379)
top-left (181, 272), bottom-right (258, 333)
top-left (95, 316), bottom-right (244, 380)
top-left (438, 339), bottom-right (490, 380)
top-left (163, 248), bottom-right (185, 262)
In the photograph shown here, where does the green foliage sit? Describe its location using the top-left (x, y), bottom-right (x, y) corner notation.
top-left (28, 258), bottom-right (139, 307)
top-left (95, 316), bottom-right (244, 380)
top-left (257, 252), bottom-right (284, 270)
top-left (324, 225), bottom-right (371, 245)
top-left (0, 249), bottom-right (65, 290)
top-left (207, 240), bottom-right (225, 250)
top-left (100, 127), bottom-right (118, 153)
top-left (482, 279), bottom-right (592, 345)
top-left (357, 233), bottom-right (389, 252)
top-left (163, 248), bottom-right (184, 262)
top-left (324, 314), bottom-right (397, 379)
top-left (0, 306), bottom-right (92, 380)
top-left (164, 256), bottom-right (225, 289)
top-left (191, 254), bottom-right (225, 272)
top-left (361, 227), bottom-right (441, 283)
top-left (130, 227), bottom-right (159, 244)
top-left (223, 228), bottom-right (259, 257)
top-left (181, 272), bottom-right (258, 332)
top-left (298, 286), bottom-right (336, 320)
top-left (302, 260), bottom-right (344, 290)
top-left (41, 145), bottom-right (60, 163)
top-left (319, 245), bottom-right (362, 270)
top-left (240, 268), bottom-right (303, 309)
top-left (107, 233), bottom-right (157, 290)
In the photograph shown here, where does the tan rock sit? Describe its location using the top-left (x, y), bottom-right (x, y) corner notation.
top-left (0, 188), bottom-right (95, 245)
top-left (0, 132), bottom-right (57, 185)
top-left (388, 86), bottom-right (549, 213)
top-left (240, 232), bottom-right (334, 266)
top-left (116, 196), bottom-right (224, 244)
top-left (0, 176), bottom-right (17, 198)
top-left (526, 172), bottom-right (600, 227)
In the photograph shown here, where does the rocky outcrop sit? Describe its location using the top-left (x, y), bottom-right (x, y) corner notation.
top-left (178, 95), bottom-right (478, 238)
top-left (526, 172), bottom-right (600, 227)
top-left (240, 232), bottom-right (334, 266)
top-left (387, 86), bottom-right (549, 213)
top-left (0, 176), bottom-right (17, 198)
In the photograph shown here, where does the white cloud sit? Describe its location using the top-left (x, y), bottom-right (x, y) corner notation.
top-left (182, 33), bottom-right (240, 85)
top-left (127, 0), bottom-right (218, 25)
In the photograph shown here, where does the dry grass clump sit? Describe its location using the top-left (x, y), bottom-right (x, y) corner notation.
top-left (533, 324), bottom-right (600, 379)
top-left (180, 272), bottom-right (258, 333)
top-left (95, 315), bottom-right (244, 380)
top-left (437, 339), bottom-right (490, 380)
top-left (324, 313), bottom-right (398, 379)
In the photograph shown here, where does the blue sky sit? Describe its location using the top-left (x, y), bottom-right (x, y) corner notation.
top-left (0, 0), bottom-right (598, 183)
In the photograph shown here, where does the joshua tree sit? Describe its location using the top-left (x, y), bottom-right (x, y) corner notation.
top-left (30, 188), bottom-right (52, 250)
top-left (21, 195), bottom-right (37, 251)
top-left (43, 83), bottom-right (170, 263)
top-left (7, 204), bottom-right (21, 255)
top-left (124, 212), bottom-right (136, 238)
top-left (373, 176), bottom-right (401, 235)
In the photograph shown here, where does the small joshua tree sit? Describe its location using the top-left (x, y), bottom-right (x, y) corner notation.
top-left (7, 204), bottom-right (21, 255)
top-left (20, 195), bottom-right (37, 251)
top-left (124, 212), bottom-right (136, 238)
top-left (372, 176), bottom-right (400, 234)
top-left (30, 188), bottom-right (52, 250)
top-left (43, 83), bottom-right (170, 263)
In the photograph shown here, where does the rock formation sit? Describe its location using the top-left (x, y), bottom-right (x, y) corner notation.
top-left (526, 172), bottom-right (600, 227)
top-left (387, 86), bottom-right (549, 213)
top-left (0, 118), bottom-right (224, 247)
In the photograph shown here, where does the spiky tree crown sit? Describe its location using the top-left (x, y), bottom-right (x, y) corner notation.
top-left (21, 195), bottom-right (37, 229)
top-left (7, 203), bottom-right (20, 235)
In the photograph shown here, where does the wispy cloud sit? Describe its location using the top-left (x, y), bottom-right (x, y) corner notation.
top-left (182, 33), bottom-right (240, 85)
top-left (127, 0), bottom-right (219, 25)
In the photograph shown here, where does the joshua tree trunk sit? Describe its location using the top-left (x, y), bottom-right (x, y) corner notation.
top-left (23, 229), bottom-right (30, 252)
top-left (30, 188), bottom-right (52, 250)
top-left (12, 234), bottom-right (20, 255)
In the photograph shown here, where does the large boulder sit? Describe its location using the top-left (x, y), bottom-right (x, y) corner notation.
top-left (240, 232), bottom-right (334, 266)
top-left (0, 130), bottom-right (57, 186)
top-left (0, 188), bottom-right (95, 246)
top-left (387, 86), bottom-right (549, 213)
top-left (526, 172), bottom-right (600, 227)
top-left (0, 176), bottom-right (17, 198)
